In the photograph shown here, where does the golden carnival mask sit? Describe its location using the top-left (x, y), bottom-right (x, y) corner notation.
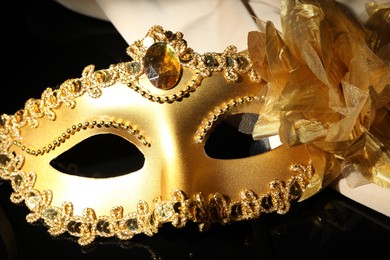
top-left (1, 0), bottom-right (389, 246)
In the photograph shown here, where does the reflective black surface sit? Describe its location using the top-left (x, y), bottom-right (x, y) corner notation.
top-left (1, 1), bottom-right (390, 259)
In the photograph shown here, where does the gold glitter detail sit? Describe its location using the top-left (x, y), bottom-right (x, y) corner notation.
top-left (12, 119), bottom-right (150, 156)
top-left (0, 25), bottom-right (312, 247)
top-left (0, 149), bottom-right (313, 245)
top-left (195, 96), bottom-right (260, 142)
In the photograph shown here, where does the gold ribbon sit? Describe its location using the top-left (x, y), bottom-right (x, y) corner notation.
top-left (247, 0), bottom-right (390, 198)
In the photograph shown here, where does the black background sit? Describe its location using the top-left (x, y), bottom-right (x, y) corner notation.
top-left (1, 1), bottom-right (390, 259)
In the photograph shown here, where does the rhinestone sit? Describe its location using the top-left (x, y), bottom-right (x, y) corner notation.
top-left (128, 62), bottom-right (141, 73)
top-left (181, 48), bottom-right (193, 62)
top-left (70, 80), bottom-right (82, 93)
top-left (0, 154), bottom-right (10, 166)
top-left (13, 174), bottom-right (23, 187)
top-left (164, 30), bottom-right (174, 40)
top-left (97, 220), bottom-right (110, 233)
top-left (226, 56), bottom-right (234, 67)
top-left (205, 55), bottom-right (218, 67)
top-left (25, 195), bottom-right (40, 210)
top-left (68, 220), bottom-right (81, 234)
top-left (94, 71), bottom-right (109, 83)
top-left (261, 196), bottom-right (273, 210)
top-left (156, 203), bottom-right (173, 221)
top-left (144, 42), bottom-right (181, 90)
top-left (289, 180), bottom-right (302, 198)
top-left (125, 218), bottom-right (138, 231)
top-left (42, 208), bottom-right (58, 220)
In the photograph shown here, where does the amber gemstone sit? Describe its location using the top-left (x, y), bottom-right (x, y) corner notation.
top-left (144, 42), bottom-right (181, 90)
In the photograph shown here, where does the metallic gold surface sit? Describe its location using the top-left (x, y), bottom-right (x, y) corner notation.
top-left (11, 65), bottom-right (313, 216)
top-left (0, 25), bottom-right (314, 245)
top-left (2, 0), bottom-right (388, 246)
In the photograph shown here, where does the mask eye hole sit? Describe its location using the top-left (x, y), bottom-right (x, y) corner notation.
top-left (50, 134), bottom-right (145, 178)
top-left (204, 113), bottom-right (278, 159)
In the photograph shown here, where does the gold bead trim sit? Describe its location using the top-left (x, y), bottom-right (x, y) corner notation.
top-left (125, 25), bottom-right (259, 83)
top-left (0, 151), bottom-right (313, 246)
top-left (0, 25), bottom-right (305, 247)
top-left (120, 25), bottom-right (260, 103)
top-left (12, 119), bottom-right (150, 156)
top-left (0, 26), bottom-right (260, 134)
top-left (122, 46), bottom-right (259, 104)
top-left (125, 71), bottom-right (203, 104)
top-left (195, 95), bottom-right (261, 142)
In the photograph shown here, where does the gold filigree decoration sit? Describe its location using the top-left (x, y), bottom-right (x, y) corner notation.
top-left (0, 24), bottom-right (316, 247)
top-left (0, 150), bottom-right (313, 246)
top-left (195, 95), bottom-right (261, 142)
top-left (12, 118), bottom-right (150, 156)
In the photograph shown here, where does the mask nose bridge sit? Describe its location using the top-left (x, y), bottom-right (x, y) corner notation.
top-left (146, 61), bottom-right (266, 199)
top-left (154, 96), bottom-right (209, 199)
top-left (154, 74), bottom-right (258, 198)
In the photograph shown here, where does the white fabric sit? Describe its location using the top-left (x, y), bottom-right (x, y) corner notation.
top-left (54, 0), bottom-right (387, 52)
top-left (95, 0), bottom-right (259, 53)
top-left (55, 0), bottom-right (108, 20)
